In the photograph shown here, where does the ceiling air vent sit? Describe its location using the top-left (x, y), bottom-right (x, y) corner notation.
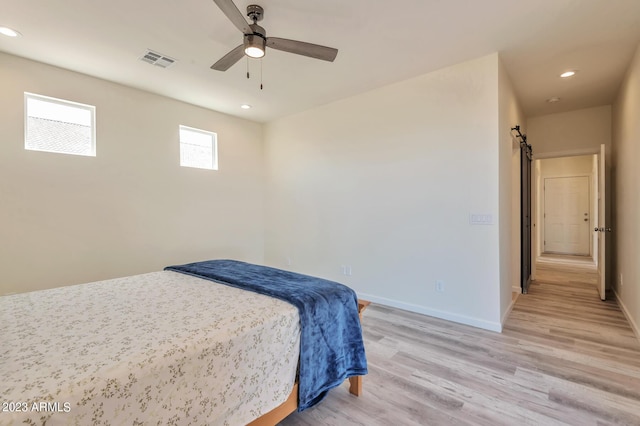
top-left (139, 49), bottom-right (176, 68)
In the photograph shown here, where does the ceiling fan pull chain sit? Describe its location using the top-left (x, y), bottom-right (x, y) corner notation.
top-left (246, 57), bottom-right (250, 79)
top-left (260, 58), bottom-right (263, 90)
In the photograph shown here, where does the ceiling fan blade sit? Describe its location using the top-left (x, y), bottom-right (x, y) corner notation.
top-left (211, 45), bottom-right (245, 71)
top-left (267, 37), bottom-right (338, 62)
top-left (212, 0), bottom-right (251, 34)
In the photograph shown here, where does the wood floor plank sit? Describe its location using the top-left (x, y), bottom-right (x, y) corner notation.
top-left (279, 256), bottom-right (640, 425)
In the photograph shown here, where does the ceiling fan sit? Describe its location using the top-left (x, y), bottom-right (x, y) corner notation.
top-left (210, 0), bottom-right (339, 71)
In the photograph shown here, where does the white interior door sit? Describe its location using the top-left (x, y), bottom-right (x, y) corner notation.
top-left (544, 176), bottom-right (591, 255)
top-left (597, 144), bottom-right (606, 300)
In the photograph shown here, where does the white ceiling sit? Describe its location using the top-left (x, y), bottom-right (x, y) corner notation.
top-left (2, 0), bottom-right (640, 123)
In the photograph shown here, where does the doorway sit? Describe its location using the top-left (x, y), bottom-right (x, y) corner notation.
top-left (534, 154), bottom-right (597, 264)
top-left (543, 176), bottom-right (591, 255)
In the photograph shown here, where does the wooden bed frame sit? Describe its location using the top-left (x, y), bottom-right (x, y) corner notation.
top-left (247, 300), bottom-right (370, 426)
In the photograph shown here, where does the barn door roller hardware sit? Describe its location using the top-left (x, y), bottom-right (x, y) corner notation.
top-left (511, 125), bottom-right (532, 159)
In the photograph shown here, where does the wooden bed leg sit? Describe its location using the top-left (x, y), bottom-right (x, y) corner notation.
top-left (348, 300), bottom-right (369, 397)
top-left (357, 300), bottom-right (371, 321)
top-left (348, 375), bottom-right (363, 396)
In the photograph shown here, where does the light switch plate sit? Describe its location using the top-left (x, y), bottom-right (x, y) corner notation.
top-left (470, 213), bottom-right (493, 225)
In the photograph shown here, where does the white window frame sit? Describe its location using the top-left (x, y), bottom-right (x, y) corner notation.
top-left (179, 125), bottom-right (218, 170)
top-left (24, 92), bottom-right (96, 157)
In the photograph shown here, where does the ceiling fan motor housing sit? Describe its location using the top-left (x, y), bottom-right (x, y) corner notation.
top-left (244, 22), bottom-right (266, 56)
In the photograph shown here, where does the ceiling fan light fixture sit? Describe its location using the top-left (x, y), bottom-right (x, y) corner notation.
top-left (245, 46), bottom-right (264, 58)
top-left (244, 34), bottom-right (265, 58)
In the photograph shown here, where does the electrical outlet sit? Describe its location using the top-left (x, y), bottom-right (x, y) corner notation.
top-left (341, 265), bottom-right (352, 276)
top-left (435, 280), bottom-right (444, 293)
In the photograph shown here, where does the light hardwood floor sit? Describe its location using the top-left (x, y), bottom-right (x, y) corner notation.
top-left (279, 258), bottom-right (640, 425)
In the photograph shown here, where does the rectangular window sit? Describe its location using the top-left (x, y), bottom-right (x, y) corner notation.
top-left (24, 92), bottom-right (96, 156)
top-left (179, 125), bottom-right (217, 170)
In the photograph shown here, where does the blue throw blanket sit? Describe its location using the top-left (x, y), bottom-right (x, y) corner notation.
top-left (164, 259), bottom-right (368, 411)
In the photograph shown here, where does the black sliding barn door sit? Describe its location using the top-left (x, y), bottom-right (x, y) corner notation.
top-left (521, 142), bottom-right (533, 294)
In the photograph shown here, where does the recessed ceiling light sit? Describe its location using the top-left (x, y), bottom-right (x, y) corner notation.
top-left (240, 104), bottom-right (252, 110)
top-left (546, 97), bottom-right (561, 103)
top-left (0, 26), bottom-right (21, 37)
top-left (560, 70), bottom-right (576, 78)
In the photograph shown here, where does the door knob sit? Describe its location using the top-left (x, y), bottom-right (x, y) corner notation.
top-left (606, 227), bottom-right (612, 232)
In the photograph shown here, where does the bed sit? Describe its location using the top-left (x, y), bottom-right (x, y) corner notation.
top-left (0, 260), bottom-right (367, 425)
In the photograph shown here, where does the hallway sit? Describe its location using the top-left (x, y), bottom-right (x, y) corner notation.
top-left (504, 256), bottom-right (640, 422)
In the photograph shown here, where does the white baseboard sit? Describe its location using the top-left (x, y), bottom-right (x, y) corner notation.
top-left (613, 289), bottom-right (640, 342)
top-left (356, 292), bottom-right (502, 333)
top-left (501, 290), bottom-right (519, 327)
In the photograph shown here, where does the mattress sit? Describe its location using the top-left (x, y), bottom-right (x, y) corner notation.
top-left (0, 271), bottom-right (301, 425)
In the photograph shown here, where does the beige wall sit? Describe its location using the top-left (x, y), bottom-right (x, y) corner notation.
top-left (0, 53), bottom-right (265, 295)
top-left (539, 155), bottom-right (593, 176)
top-left (265, 54), bottom-right (505, 331)
top-left (528, 106), bottom-right (612, 158)
top-left (612, 43), bottom-right (640, 337)
top-left (498, 57), bottom-right (526, 318)
top-left (0, 51), bottom-right (523, 333)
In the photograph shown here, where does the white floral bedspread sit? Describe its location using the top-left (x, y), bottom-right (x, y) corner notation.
top-left (0, 271), bottom-right (300, 425)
